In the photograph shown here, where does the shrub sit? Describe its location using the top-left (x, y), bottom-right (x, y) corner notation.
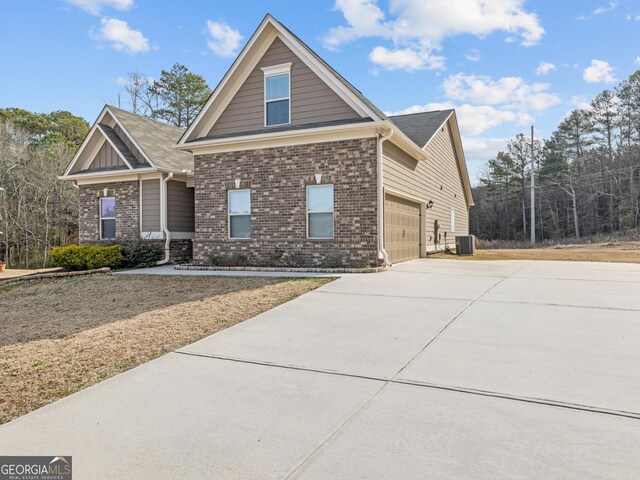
top-left (50, 244), bottom-right (123, 271)
top-left (120, 240), bottom-right (163, 268)
top-left (207, 254), bottom-right (221, 266)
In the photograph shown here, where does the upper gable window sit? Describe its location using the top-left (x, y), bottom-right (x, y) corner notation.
top-left (262, 63), bottom-right (291, 127)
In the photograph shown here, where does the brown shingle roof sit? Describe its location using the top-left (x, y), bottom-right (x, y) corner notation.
top-left (108, 106), bottom-right (193, 172)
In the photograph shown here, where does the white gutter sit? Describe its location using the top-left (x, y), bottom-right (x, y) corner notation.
top-left (377, 127), bottom-right (393, 266)
top-left (156, 172), bottom-right (173, 265)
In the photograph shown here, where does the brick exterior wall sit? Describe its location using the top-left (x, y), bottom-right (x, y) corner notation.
top-left (193, 137), bottom-right (379, 267)
top-left (79, 181), bottom-right (140, 243)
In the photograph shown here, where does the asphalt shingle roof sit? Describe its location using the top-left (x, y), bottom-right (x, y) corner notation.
top-left (388, 110), bottom-right (454, 147)
top-left (108, 106), bottom-right (193, 172)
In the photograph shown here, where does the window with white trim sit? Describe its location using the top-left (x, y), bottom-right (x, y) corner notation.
top-left (450, 208), bottom-right (456, 233)
top-left (263, 63), bottom-right (291, 126)
top-left (100, 197), bottom-right (116, 239)
top-left (307, 185), bottom-right (334, 239)
top-left (228, 189), bottom-right (251, 239)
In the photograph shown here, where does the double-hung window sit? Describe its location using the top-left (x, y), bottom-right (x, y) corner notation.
top-left (263, 63), bottom-right (291, 126)
top-left (307, 185), bottom-right (334, 239)
top-left (100, 197), bottom-right (116, 240)
top-left (228, 190), bottom-right (251, 239)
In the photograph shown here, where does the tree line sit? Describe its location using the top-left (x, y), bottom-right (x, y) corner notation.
top-left (471, 69), bottom-right (640, 243)
top-left (0, 64), bottom-right (211, 268)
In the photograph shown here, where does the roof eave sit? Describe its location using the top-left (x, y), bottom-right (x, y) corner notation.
top-left (383, 120), bottom-right (428, 161)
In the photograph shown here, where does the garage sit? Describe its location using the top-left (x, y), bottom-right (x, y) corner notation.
top-left (384, 193), bottom-right (422, 263)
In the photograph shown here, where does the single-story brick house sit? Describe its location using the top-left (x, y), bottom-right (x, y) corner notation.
top-left (61, 14), bottom-right (473, 267)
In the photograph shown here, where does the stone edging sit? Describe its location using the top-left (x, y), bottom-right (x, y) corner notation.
top-left (174, 265), bottom-right (387, 274)
top-left (0, 267), bottom-right (111, 288)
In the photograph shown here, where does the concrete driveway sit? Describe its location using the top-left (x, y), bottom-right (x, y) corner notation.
top-left (1, 259), bottom-right (639, 479)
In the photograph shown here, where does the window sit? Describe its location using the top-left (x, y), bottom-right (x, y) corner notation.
top-left (450, 208), bottom-right (456, 233)
top-left (228, 190), bottom-right (251, 239)
top-left (307, 185), bottom-right (334, 239)
top-left (100, 197), bottom-right (116, 239)
top-left (263, 63), bottom-right (291, 126)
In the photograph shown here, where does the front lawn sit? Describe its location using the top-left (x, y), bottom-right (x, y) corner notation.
top-left (430, 241), bottom-right (640, 263)
top-left (0, 274), bottom-right (330, 424)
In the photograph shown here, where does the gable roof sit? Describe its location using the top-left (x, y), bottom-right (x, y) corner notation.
top-left (107, 106), bottom-right (192, 172)
top-left (62, 105), bottom-right (193, 178)
top-left (178, 14), bottom-right (385, 147)
top-left (389, 110), bottom-right (454, 147)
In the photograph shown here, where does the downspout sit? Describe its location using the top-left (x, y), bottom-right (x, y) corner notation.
top-left (156, 172), bottom-right (173, 265)
top-left (377, 127), bottom-right (393, 266)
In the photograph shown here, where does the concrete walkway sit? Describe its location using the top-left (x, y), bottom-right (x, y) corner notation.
top-left (1, 259), bottom-right (639, 478)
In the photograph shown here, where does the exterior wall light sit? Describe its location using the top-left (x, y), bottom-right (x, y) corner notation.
top-left (427, 200), bottom-right (434, 209)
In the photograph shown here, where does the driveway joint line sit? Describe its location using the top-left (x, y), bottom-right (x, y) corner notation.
top-left (176, 350), bottom-right (640, 421)
top-left (390, 273), bottom-right (513, 380)
top-left (173, 350), bottom-right (390, 383)
top-left (390, 380), bottom-right (640, 420)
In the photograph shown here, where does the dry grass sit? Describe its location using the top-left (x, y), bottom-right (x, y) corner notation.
top-left (431, 241), bottom-right (640, 263)
top-left (0, 274), bottom-right (330, 424)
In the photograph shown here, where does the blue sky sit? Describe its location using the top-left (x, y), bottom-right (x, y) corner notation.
top-left (1, 0), bottom-right (639, 183)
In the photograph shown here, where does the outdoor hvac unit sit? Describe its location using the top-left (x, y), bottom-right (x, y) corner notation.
top-left (455, 235), bottom-right (476, 256)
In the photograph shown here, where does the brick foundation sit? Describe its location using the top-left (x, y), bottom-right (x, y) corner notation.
top-left (193, 138), bottom-right (379, 267)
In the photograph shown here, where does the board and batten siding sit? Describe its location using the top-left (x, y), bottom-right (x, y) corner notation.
top-left (383, 122), bottom-right (469, 251)
top-left (113, 123), bottom-right (145, 165)
top-left (141, 179), bottom-right (161, 233)
top-left (167, 180), bottom-right (195, 233)
top-left (86, 140), bottom-right (125, 171)
top-left (208, 37), bottom-right (360, 137)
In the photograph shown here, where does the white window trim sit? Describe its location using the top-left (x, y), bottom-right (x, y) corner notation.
top-left (263, 63), bottom-right (292, 127)
top-left (99, 196), bottom-right (116, 240)
top-left (228, 189), bottom-right (251, 239)
top-left (450, 208), bottom-right (456, 233)
top-left (306, 184), bottom-right (334, 239)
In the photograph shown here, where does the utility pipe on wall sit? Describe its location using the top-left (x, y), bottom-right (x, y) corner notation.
top-left (156, 172), bottom-right (173, 265)
top-left (377, 127), bottom-right (393, 266)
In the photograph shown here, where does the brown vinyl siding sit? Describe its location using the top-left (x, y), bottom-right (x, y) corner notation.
top-left (383, 122), bottom-right (469, 251)
top-left (167, 180), bottom-right (195, 232)
top-left (208, 37), bottom-right (359, 137)
top-left (86, 140), bottom-right (125, 171)
top-left (141, 179), bottom-right (161, 232)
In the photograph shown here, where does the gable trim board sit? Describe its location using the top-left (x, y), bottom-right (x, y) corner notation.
top-left (95, 123), bottom-right (134, 169)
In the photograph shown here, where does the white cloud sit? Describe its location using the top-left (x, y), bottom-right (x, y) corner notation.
top-left (465, 48), bottom-right (481, 62)
top-left (535, 61), bottom-right (556, 75)
top-left (323, 0), bottom-right (544, 71)
top-left (206, 20), bottom-right (243, 58)
top-left (570, 95), bottom-right (593, 111)
top-left (593, 1), bottom-right (618, 15)
top-left (369, 46), bottom-right (444, 71)
top-left (387, 102), bottom-right (532, 136)
top-left (583, 59), bottom-right (616, 83)
top-left (442, 73), bottom-right (561, 111)
top-left (635, 56), bottom-right (640, 67)
top-left (464, 136), bottom-right (511, 158)
top-left (66, 0), bottom-right (133, 15)
top-left (92, 18), bottom-right (150, 54)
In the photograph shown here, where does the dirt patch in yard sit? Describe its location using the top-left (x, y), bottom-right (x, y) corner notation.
top-left (430, 241), bottom-right (640, 263)
top-left (0, 274), bottom-right (330, 424)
